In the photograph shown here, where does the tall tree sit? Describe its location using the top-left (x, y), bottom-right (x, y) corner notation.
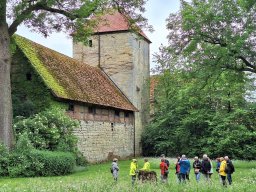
top-left (146, 0), bottom-right (256, 159)
top-left (155, 0), bottom-right (256, 74)
top-left (143, 69), bottom-right (256, 159)
top-left (0, 0), bottom-right (150, 148)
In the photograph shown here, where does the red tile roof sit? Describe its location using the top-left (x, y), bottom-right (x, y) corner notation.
top-left (14, 35), bottom-right (138, 112)
top-left (94, 11), bottom-right (151, 43)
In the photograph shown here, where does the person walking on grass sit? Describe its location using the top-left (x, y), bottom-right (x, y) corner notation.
top-left (130, 159), bottom-right (138, 186)
top-left (216, 157), bottom-right (221, 173)
top-left (160, 158), bottom-right (168, 183)
top-left (208, 157), bottom-right (213, 179)
top-left (219, 157), bottom-right (227, 186)
top-left (216, 157), bottom-right (223, 184)
top-left (201, 154), bottom-right (211, 182)
top-left (179, 155), bottom-right (190, 183)
top-left (224, 156), bottom-right (235, 185)
top-left (161, 154), bottom-right (170, 181)
top-left (111, 158), bottom-right (119, 182)
top-left (175, 156), bottom-right (181, 183)
top-left (193, 156), bottom-right (202, 182)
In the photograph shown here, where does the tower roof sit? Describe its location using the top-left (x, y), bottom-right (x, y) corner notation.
top-left (94, 11), bottom-right (151, 43)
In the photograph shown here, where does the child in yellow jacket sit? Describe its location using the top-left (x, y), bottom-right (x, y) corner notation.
top-left (140, 158), bottom-right (150, 171)
top-left (130, 159), bottom-right (138, 186)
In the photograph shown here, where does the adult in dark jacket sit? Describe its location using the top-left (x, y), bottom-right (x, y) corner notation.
top-left (224, 156), bottom-right (235, 185)
top-left (193, 156), bottom-right (202, 182)
top-left (201, 154), bottom-right (211, 181)
top-left (179, 155), bottom-right (190, 183)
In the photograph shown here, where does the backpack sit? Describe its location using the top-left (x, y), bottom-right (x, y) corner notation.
top-left (110, 167), bottom-right (113, 173)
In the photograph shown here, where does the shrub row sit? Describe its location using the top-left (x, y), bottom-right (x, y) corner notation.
top-left (0, 143), bottom-right (76, 177)
top-left (29, 150), bottom-right (76, 176)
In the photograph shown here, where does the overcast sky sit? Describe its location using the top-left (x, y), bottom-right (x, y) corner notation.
top-left (16, 0), bottom-right (181, 70)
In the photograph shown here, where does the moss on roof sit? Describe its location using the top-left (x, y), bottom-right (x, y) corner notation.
top-left (14, 35), bottom-right (137, 111)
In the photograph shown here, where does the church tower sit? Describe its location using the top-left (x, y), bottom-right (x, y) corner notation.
top-left (73, 11), bottom-right (151, 155)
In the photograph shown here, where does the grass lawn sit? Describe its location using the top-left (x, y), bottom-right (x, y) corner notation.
top-left (0, 158), bottom-right (255, 192)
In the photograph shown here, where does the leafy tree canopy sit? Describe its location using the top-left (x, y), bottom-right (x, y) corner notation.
top-left (143, 70), bottom-right (256, 159)
top-left (5, 0), bottom-right (152, 41)
top-left (145, 0), bottom-right (256, 160)
top-left (154, 0), bottom-right (256, 74)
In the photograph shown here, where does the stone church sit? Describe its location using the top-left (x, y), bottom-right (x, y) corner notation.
top-left (11, 11), bottom-right (150, 162)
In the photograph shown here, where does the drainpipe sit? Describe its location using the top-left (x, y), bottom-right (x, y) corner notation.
top-left (98, 33), bottom-right (101, 68)
top-left (133, 112), bottom-right (136, 158)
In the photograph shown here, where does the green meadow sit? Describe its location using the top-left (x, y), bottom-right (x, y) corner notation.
top-left (0, 158), bottom-right (255, 192)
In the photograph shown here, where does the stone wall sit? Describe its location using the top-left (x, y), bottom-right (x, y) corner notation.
top-left (74, 120), bottom-right (134, 162)
top-left (68, 104), bottom-right (135, 162)
top-left (73, 32), bottom-right (150, 156)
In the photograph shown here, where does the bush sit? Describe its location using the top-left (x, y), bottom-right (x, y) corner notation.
top-left (7, 134), bottom-right (42, 177)
top-left (14, 132), bottom-right (34, 154)
top-left (13, 108), bottom-right (79, 152)
top-left (13, 108), bottom-right (89, 165)
top-left (29, 150), bottom-right (76, 176)
top-left (7, 134), bottom-right (76, 177)
top-left (75, 151), bottom-right (88, 166)
top-left (0, 143), bottom-right (9, 176)
top-left (8, 150), bottom-right (75, 177)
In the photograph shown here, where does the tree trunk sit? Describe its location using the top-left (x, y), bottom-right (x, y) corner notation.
top-left (0, 21), bottom-right (14, 149)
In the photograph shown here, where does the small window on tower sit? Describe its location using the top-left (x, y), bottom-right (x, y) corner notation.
top-left (26, 73), bottom-right (32, 81)
top-left (88, 40), bottom-right (92, 47)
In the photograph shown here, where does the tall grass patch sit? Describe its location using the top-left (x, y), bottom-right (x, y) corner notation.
top-left (0, 158), bottom-right (255, 191)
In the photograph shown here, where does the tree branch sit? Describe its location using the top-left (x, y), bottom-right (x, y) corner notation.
top-left (201, 33), bottom-right (227, 47)
top-left (8, 1), bottom-right (90, 36)
top-left (199, 33), bottom-right (256, 73)
top-left (237, 55), bottom-right (255, 72)
top-left (35, 4), bottom-right (79, 20)
top-left (8, 2), bottom-right (42, 36)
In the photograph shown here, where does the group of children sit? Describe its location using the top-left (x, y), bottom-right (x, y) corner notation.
top-left (110, 154), bottom-right (235, 186)
top-left (111, 158), bottom-right (151, 185)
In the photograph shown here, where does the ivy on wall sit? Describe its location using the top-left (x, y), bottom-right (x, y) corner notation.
top-left (11, 44), bottom-right (66, 118)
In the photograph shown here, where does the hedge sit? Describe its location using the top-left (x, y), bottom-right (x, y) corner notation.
top-left (7, 150), bottom-right (76, 177)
